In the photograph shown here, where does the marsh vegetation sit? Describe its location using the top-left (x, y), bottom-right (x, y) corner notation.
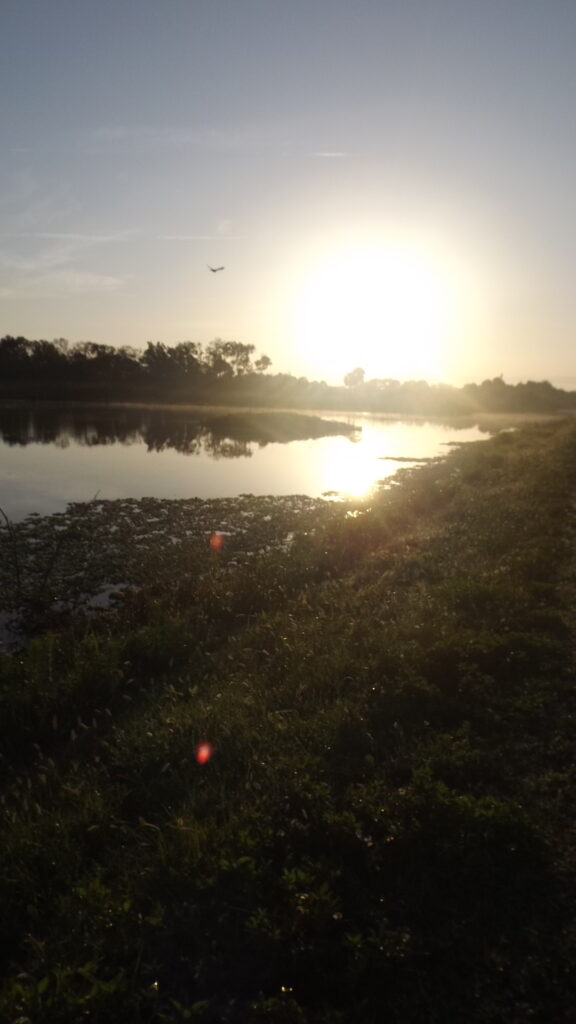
top-left (1, 418), bottom-right (576, 1021)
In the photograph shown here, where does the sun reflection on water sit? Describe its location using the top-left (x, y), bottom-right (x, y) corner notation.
top-left (319, 434), bottom-right (392, 499)
top-left (316, 417), bottom-right (466, 500)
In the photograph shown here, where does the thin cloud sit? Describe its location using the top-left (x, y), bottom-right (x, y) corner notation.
top-left (19, 189), bottom-right (82, 229)
top-left (20, 269), bottom-right (126, 297)
top-left (0, 175), bottom-right (82, 230)
top-left (4, 232), bottom-right (130, 242)
top-left (0, 232), bottom-right (130, 274)
top-left (0, 230), bottom-right (131, 298)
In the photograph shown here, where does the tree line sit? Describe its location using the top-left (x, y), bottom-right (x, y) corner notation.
top-left (1, 335), bottom-right (575, 414)
top-left (0, 336), bottom-right (271, 397)
top-left (341, 366), bottom-right (576, 415)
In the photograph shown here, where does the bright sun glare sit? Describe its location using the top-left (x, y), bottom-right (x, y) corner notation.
top-left (292, 241), bottom-right (461, 383)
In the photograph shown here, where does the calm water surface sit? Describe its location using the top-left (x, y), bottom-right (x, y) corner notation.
top-left (0, 404), bottom-right (494, 520)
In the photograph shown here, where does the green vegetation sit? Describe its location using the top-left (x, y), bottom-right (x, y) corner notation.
top-left (2, 418), bottom-right (576, 1021)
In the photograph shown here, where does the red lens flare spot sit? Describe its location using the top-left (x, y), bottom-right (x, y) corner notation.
top-left (195, 742), bottom-right (213, 765)
top-left (209, 531), bottom-right (224, 551)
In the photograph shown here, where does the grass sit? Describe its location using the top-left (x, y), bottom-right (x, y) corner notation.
top-left (1, 418), bottom-right (576, 1021)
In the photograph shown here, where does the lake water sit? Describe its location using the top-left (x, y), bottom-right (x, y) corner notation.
top-left (0, 403), bottom-right (499, 520)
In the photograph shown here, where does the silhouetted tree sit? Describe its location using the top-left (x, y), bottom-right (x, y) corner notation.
top-left (343, 367), bottom-right (365, 387)
top-left (206, 340), bottom-right (257, 376)
top-left (206, 340), bottom-right (234, 378)
top-left (255, 354), bottom-right (272, 373)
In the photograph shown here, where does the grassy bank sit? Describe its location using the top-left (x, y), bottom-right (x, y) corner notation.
top-left (2, 419), bottom-right (576, 1022)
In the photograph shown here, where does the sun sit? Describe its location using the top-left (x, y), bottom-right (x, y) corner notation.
top-left (291, 240), bottom-right (459, 383)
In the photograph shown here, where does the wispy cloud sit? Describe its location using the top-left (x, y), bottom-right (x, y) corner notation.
top-left (5, 232), bottom-right (128, 241)
top-left (0, 230), bottom-right (131, 269)
top-left (157, 220), bottom-right (240, 241)
top-left (0, 231), bottom-right (130, 297)
top-left (29, 270), bottom-right (125, 295)
top-left (0, 173), bottom-right (82, 231)
top-left (9, 187), bottom-right (81, 229)
top-left (2, 269), bottom-right (126, 298)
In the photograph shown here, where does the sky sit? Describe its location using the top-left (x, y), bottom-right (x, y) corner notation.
top-left (1, 0), bottom-right (575, 388)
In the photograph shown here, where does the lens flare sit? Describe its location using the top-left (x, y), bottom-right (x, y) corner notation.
top-left (209, 531), bottom-right (224, 551)
top-left (195, 742), bottom-right (213, 764)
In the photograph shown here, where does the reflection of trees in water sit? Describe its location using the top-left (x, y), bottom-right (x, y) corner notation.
top-left (141, 414), bottom-right (206, 455)
top-left (0, 407), bottom-right (142, 447)
top-left (205, 438), bottom-right (252, 459)
top-left (0, 407), bottom-right (357, 457)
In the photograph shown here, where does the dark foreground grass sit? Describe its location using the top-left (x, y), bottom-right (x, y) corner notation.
top-left (2, 419), bottom-right (576, 1022)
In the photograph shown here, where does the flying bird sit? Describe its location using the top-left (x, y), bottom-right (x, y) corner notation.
top-left (207, 264), bottom-right (225, 272)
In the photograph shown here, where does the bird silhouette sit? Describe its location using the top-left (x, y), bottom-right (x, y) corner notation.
top-left (207, 265), bottom-right (225, 272)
